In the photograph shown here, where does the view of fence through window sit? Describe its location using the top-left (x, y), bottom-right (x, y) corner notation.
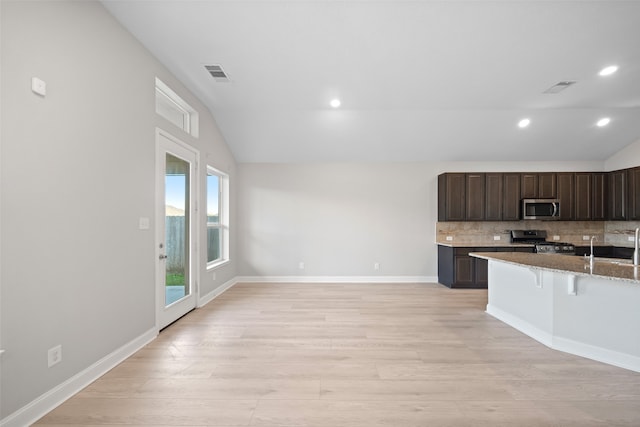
top-left (207, 172), bottom-right (221, 263)
top-left (163, 167), bottom-right (223, 305)
top-left (165, 154), bottom-right (189, 305)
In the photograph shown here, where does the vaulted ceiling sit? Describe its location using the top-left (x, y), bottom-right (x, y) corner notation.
top-left (101, 0), bottom-right (640, 163)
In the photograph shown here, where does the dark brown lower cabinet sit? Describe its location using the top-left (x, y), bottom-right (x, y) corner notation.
top-left (438, 246), bottom-right (535, 289)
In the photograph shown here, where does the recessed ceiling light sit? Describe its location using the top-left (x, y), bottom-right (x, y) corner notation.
top-left (599, 65), bottom-right (618, 76)
top-left (518, 118), bottom-right (531, 128)
top-left (330, 99), bottom-right (341, 108)
top-left (597, 117), bottom-right (611, 127)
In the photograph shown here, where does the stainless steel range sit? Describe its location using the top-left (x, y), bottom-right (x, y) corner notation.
top-left (511, 230), bottom-right (575, 255)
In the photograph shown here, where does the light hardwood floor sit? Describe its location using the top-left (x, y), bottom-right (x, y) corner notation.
top-left (36, 283), bottom-right (640, 426)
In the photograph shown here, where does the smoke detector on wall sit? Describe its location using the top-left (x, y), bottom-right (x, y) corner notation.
top-left (205, 64), bottom-right (230, 82)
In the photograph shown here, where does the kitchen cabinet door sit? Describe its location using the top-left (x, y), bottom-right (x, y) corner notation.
top-left (556, 173), bottom-right (574, 220)
top-left (454, 247), bottom-right (495, 288)
top-left (438, 173), bottom-right (466, 221)
top-left (538, 173), bottom-right (557, 198)
top-left (521, 173), bottom-right (538, 199)
top-left (574, 172), bottom-right (591, 220)
top-left (591, 173), bottom-right (607, 221)
top-left (608, 169), bottom-right (627, 220)
top-left (521, 173), bottom-right (556, 199)
top-left (466, 173), bottom-right (486, 220)
top-left (502, 173), bottom-right (521, 220)
top-left (454, 256), bottom-right (474, 286)
top-left (628, 167), bottom-right (640, 220)
top-left (485, 173), bottom-right (503, 221)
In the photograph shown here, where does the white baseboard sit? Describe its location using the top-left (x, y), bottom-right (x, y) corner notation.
top-left (0, 328), bottom-right (157, 427)
top-left (198, 277), bottom-right (238, 307)
top-left (553, 335), bottom-right (640, 373)
top-left (235, 275), bottom-right (437, 284)
top-left (487, 304), bottom-right (640, 373)
top-left (486, 304), bottom-right (554, 348)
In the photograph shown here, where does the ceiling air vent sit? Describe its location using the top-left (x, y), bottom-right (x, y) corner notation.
top-left (205, 64), bottom-right (230, 82)
top-left (543, 81), bottom-right (576, 94)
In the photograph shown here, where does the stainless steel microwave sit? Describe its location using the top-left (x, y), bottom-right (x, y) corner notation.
top-left (522, 199), bottom-right (560, 220)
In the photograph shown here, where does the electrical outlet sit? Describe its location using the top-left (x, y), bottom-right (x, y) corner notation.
top-left (445, 236), bottom-right (453, 241)
top-left (553, 235), bottom-right (561, 241)
top-left (298, 262), bottom-right (305, 270)
top-left (582, 235), bottom-right (590, 241)
top-left (48, 345), bottom-right (62, 368)
top-left (374, 262), bottom-right (380, 270)
top-left (629, 236), bottom-right (635, 242)
top-left (493, 235), bottom-right (501, 241)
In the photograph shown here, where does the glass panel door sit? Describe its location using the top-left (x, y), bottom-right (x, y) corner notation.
top-left (157, 129), bottom-right (198, 330)
top-left (165, 153), bottom-right (190, 306)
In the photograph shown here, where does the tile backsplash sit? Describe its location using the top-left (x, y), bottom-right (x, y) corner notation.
top-left (605, 221), bottom-right (640, 247)
top-left (436, 220), bottom-right (640, 247)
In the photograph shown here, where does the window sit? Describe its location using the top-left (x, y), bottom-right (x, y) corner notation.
top-left (155, 78), bottom-right (199, 137)
top-left (207, 166), bottom-right (229, 268)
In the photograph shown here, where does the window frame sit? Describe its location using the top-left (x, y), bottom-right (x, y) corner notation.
top-left (155, 77), bottom-right (199, 138)
top-left (206, 166), bottom-right (229, 269)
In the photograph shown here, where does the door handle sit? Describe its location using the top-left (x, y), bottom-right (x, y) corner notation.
top-left (159, 254), bottom-right (168, 260)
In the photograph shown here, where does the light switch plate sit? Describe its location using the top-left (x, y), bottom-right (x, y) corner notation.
top-left (32, 77), bottom-right (46, 96)
top-left (493, 235), bottom-right (501, 241)
top-left (553, 235), bottom-right (560, 240)
top-left (445, 236), bottom-right (453, 241)
top-left (139, 217), bottom-right (150, 230)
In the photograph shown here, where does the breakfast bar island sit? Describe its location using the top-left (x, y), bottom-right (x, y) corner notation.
top-left (471, 252), bottom-right (640, 373)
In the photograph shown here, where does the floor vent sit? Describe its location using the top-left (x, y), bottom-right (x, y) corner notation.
top-left (205, 64), bottom-right (230, 82)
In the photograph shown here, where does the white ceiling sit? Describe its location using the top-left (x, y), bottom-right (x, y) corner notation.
top-left (101, 0), bottom-right (640, 163)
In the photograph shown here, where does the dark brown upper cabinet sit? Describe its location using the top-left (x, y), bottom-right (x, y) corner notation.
top-left (628, 167), bottom-right (640, 220)
top-left (466, 173), bottom-right (486, 220)
top-left (485, 173), bottom-right (504, 221)
top-left (574, 172), bottom-right (592, 220)
top-left (539, 173), bottom-right (557, 198)
top-left (521, 173), bottom-right (556, 199)
top-left (438, 168), bottom-right (635, 222)
top-left (502, 173), bottom-right (521, 221)
top-left (438, 173), bottom-right (466, 221)
top-left (520, 173), bottom-right (538, 199)
top-left (591, 173), bottom-right (608, 221)
top-left (608, 169), bottom-right (627, 220)
top-left (556, 173), bottom-right (574, 220)
top-left (575, 172), bottom-right (607, 221)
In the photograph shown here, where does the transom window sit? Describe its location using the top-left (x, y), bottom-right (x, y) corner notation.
top-left (155, 78), bottom-right (199, 138)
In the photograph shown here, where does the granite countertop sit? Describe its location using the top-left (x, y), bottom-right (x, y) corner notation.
top-left (471, 252), bottom-right (640, 284)
top-left (437, 242), bottom-right (535, 248)
top-left (438, 242), bottom-right (631, 248)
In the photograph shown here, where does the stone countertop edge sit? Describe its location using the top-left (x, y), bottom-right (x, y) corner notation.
top-left (436, 242), bottom-right (536, 248)
top-left (436, 242), bottom-right (624, 248)
top-left (470, 252), bottom-right (640, 284)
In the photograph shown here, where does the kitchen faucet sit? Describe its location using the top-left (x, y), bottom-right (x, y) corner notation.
top-left (634, 228), bottom-right (639, 266)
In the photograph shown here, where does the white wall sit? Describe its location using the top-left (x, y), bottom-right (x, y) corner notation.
top-left (237, 160), bottom-right (602, 279)
top-left (605, 138), bottom-right (640, 171)
top-left (0, 0), bottom-right (236, 420)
